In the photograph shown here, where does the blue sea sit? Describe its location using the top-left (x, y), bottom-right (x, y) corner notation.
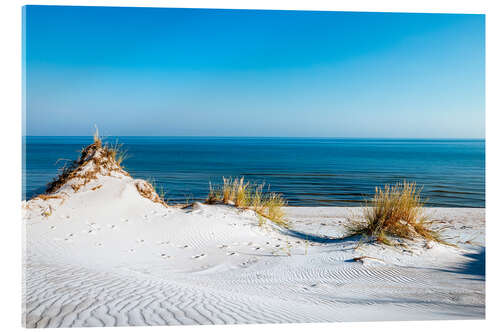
top-left (23, 137), bottom-right (485, 208)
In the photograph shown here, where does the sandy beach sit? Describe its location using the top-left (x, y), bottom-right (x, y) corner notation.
top-left (22, 144), bottom-right (485, 327)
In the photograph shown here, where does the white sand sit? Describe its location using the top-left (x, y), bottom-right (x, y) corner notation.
top-left (22, 153), bottom-right (485, 327)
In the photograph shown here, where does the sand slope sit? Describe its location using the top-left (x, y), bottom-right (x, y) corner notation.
top-left (22, 152), bottom-right (485, 327)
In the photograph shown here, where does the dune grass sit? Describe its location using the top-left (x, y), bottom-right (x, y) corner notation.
top-left (42, 128), bottom-right (171, 210)
top-left (145, 178), bottom-right (166, 200)
top-left (207, 177), bottom-right (288, 227)
top-left (91, 127), bottom-right (128, 168)
top-left (347, 181), bottom-right (442, 246)
top-left (45, 128), bottom-right (130, 194)
top-left (135, 179), bottom-right (169, 207)
top-left (107, 141), bottom-right (128, 167)
top-left (93, 126), bottom-right (102, 147)
top-left (41, 205), bottom-right (53, 218)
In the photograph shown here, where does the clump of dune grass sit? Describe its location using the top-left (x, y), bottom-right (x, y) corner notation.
top-left (45, 128), bottom-right (130, 194)
top-left (146, 178), bottom-right (168, 202)
top-left (41, 205), bottom-right (53, 218)
top-left (93, 126), bottom-right (102, 147)
top-left (259, 192), bottom-right (287, 224)
top-left (207, 177), bottom-right (288, 227)
top-left (31, 128), bottom-right (170, 212)
top-left (135, 179), bottom-right (169, 207)
top-left (348, 181), bottom-right (442, 246)
top-left (108, 140), bottom-right (128, 167)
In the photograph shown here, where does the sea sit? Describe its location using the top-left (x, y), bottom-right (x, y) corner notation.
top-left (23, 137), bottom-right (485, 208)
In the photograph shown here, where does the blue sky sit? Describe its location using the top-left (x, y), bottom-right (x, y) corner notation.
top-left (24, 6), bottom-right (484, 138)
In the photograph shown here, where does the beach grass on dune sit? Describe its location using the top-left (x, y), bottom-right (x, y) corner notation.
top-left (347, 181), bottom-right (442, 245)
top-left (43, 129), bottom-right (169, 208)
top-left (145, 177), bottom-right (169, 204)
top-left (41, 129), bottom-right (443, 244)
top-left (108, 141), bottom-right (128, 167)
top-left (207, 177), bottom-right (288, 227)
top-left (46, 129), bottom-right (130, 193)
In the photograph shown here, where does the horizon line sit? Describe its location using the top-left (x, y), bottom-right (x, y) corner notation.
top-left (23, 135), bottom-right (485, 140)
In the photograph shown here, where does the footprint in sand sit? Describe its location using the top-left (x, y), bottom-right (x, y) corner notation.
top-left (107, 224), bottom-right (117, 230)
top-left (62, 234), bottom-right (74, 242)
top-left (49, 226), bottom-right (56, 230)
top-left (254, 247), bottom-right (261, 250)
top-left (227, 252), bottom-right (237, 256)
top-left (121, 218), bottom-right (129, 223)
top-left (218, 244), bottom-right (228, 249)
top-left (179, 245), bottom-right (189, 249)
top-left (241, 258), bottom-right (258, 267)
top-left (85, 223), bottom-right (101, 233)
top-left (95, 242), bottom-right (103, 247)
top-left (137, 239), bottom-right (145, 244)
top-left (160, 253), bottom-right (171, 259)
top-left (192, 254), bottom-right (206, 259)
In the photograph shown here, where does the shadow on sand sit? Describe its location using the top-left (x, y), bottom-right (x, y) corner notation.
top-left (281, 228), bottom-right (359, 244)
top-left (440, 247), bottom-right (485, 280)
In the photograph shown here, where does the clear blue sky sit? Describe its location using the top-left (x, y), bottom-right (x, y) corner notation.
top-left (24, 6), bottom-right (484, 138)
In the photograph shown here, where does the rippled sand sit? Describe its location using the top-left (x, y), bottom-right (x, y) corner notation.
top-left (22, 174), bottom-right (485, 327)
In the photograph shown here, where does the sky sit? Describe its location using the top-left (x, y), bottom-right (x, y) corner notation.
top-left (24, 6), bottom-right (485, 138)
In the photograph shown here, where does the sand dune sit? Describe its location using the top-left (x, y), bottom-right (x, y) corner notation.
top-left (22, 145), bottom-right (485, 327)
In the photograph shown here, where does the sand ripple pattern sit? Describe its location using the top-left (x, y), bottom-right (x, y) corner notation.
top-left (23, 190), bottom-right (485, 327)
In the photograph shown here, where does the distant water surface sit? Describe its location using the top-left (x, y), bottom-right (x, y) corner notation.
top-left (23, 137), bottom-right (485, 207)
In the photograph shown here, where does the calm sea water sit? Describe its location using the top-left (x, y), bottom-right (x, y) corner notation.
top-left (23, 137), bottom-right (485, 208)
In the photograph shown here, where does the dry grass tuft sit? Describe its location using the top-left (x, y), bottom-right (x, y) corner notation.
top-left (93, 126), bottom-right (102, 147)
top-left (38, 128), bottom-right (168, 209)
top-left (207, 177), bottom-right (288, 227)
top-left (34, 194), bottom-right (64, 201)
top-left (41, 205), bottom-right (53, 218)
top-left (347, 181), bottom-right (442, 245)
top-left (255, 191), bottom-right (287, 226)
top-left (45, 128), bottom-right (130, 194)
top-left (135, 180), bottom-right (168, 207)
top-left (107, 140), bottom-right (128, 167)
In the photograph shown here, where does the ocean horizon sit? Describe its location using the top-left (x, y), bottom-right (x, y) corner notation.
top-left (23, 136), bottom-right (485, 208)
